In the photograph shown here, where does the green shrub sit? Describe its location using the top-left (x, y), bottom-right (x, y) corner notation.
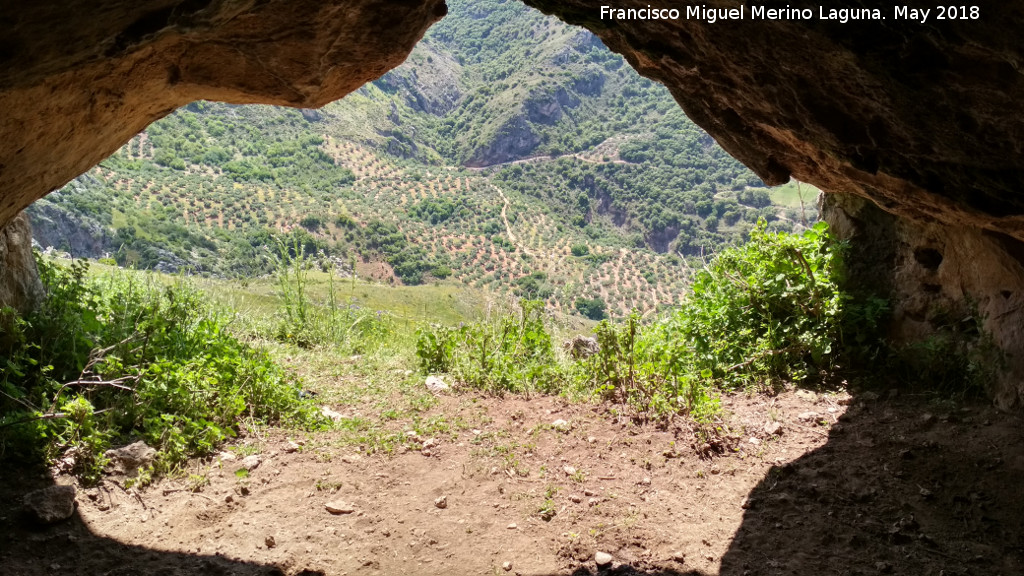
top-left (408, 197), bottom-right (462, 224)
top-left (647, 221), bottom-right (847, 387)
top-left (574, 221), bottom-right (888, 420)
top-left (584, 313), bottom-right (719, 421)
top-left (415, 300), bottom-right (562, 394)
top-left (417, 222), bottom-right (886, 424)
top-left (415, 324), bottom-right (462, 374)
top-left (299, 214), bottom-right (324, 231)
top-left (574, 297), bottom-right (606, 320)
top-left (0, 256), bottom-right (320, 483)
top-left (884, 303), bottom-right (996, 399)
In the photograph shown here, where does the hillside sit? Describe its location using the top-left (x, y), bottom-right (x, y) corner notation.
top-left (27, 0), bottom-right (819, 319)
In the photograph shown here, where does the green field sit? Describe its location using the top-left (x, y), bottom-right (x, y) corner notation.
top-left (768, 180), bottom-right (821, 209)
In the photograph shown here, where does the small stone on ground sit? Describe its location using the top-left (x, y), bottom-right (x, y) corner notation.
top-left (321, 407), bottom-right (344, 422)
top-left (23, 485), bottom-right (76, 524)
top-left (425, 375), bottom-right (449, 394)
top-left (325, 501), bottom-right (355, 515)
top-left (241, 455), bottom-right (262, 471)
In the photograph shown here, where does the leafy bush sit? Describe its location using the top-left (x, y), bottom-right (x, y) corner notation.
top-left (575, 297), bottom-right (607, 320)
top-left (431, 265), bottom-right (453, 279)
top-left (0, 256), bottom-right (320, 483)
top-left (570, 243), bottom-right (589, 257)
top-left (574, 221), bottom-right (888, 419)
top-left (648, 221), bottom-right (848, 387)
top-left (409, 222), bottom-right (888, 424)
top-left (885, 303), bottom-right (996, 399)
top-left (584, 313), bottom-right (720, 421)
top-left (299, 214), bottom-right (324, 231)
top-left (515, 272), bottom-right (553, 300)
top-left (363, 220), bottom-right (434, 285)
top-left (409, 198), bottom-right (462, 224)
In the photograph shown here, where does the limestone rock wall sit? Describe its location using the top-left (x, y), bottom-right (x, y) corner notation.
top-left (823, 194), bottom-right (1024, 407)
top-left (28, 200), bottom-right (114, 260)
top-left (0, 213), bottom-right (44, 314)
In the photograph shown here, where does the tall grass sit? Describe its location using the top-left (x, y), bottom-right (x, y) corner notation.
top-left (416, 299), bottom-right (564, 395)
top-left (270, 237), bottom-right (395, 355)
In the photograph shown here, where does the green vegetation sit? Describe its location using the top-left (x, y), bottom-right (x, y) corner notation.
top-left (6, 220), bottom-right (996, 486)
top-left (0, 256), bottom-right (319, 483)
top-left (363, 220), bottom-right (437, 285)
top-left (270, 237), bottom-right (395, 351)
top-left (574, 297), bottom-right (607, 320)
top-left (492, 108), bottom-right (786, 255)
top-left (416, 300), bottom-right (562, 395)
top-left (647, 221), bottom-right (849, 387)
top-left (416, 222), bottom-right (886, 421)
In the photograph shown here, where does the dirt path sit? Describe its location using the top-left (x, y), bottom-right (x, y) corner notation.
top-left (4, 384), bottom-right (1022, 576)
top-left (493, 184), bottom-right (537, 260)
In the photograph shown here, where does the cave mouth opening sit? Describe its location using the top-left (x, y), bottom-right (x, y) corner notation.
top-left (27, 0), bottom-right (819, 308)
top-left (6, 2), bottom-right (1024, 569)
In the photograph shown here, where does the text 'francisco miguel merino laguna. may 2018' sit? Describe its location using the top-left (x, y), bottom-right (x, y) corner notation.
top-left (599, 5), bottom-right (979, 24)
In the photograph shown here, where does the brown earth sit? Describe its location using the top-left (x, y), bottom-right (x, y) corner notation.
top-left (3, 384), bottom-right (1021, 576)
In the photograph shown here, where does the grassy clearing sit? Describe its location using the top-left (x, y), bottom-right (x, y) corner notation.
top-left (198, 272), bottom-right (493, 326)
top-left (768, 180), bottom-right (820, 209)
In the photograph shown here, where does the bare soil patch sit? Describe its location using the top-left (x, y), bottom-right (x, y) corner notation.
top-left (2, 386), bottom-right (1022, 576)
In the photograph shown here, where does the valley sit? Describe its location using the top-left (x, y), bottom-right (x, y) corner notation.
top-left (27, 0), bottom-right (817, 320)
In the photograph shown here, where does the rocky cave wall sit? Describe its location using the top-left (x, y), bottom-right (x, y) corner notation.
top-left (0, 0), bottom-right (447, 226)
top-left (3, 0), bottom-right (1024, 404)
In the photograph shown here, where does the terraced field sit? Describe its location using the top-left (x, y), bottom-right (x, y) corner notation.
top-left (91, 131), bottom-right (692, 318)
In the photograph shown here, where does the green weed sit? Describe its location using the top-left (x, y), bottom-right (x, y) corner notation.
top-left (272, 238), bottom-right (395, 353)
top-left (416, 299), bottom-right (564, 395)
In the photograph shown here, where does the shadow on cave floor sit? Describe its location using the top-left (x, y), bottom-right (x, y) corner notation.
top-left (710, 390), bottom-right (1024, 576)
top-left (2, 389), bottom-right (1023, 576)
top-left (0, 470), bottom-right (318, 576)
top-left (543, 389), bottom-right (1024, 576)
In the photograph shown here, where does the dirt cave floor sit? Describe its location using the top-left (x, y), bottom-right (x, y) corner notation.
top-left (2, 384), bottom-right (1023, 576)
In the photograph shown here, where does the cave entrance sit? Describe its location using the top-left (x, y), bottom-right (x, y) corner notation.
top-left (7, 0), bottom-right (1024, 574)
top-left (6, 2), bottom-right (945, 576)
